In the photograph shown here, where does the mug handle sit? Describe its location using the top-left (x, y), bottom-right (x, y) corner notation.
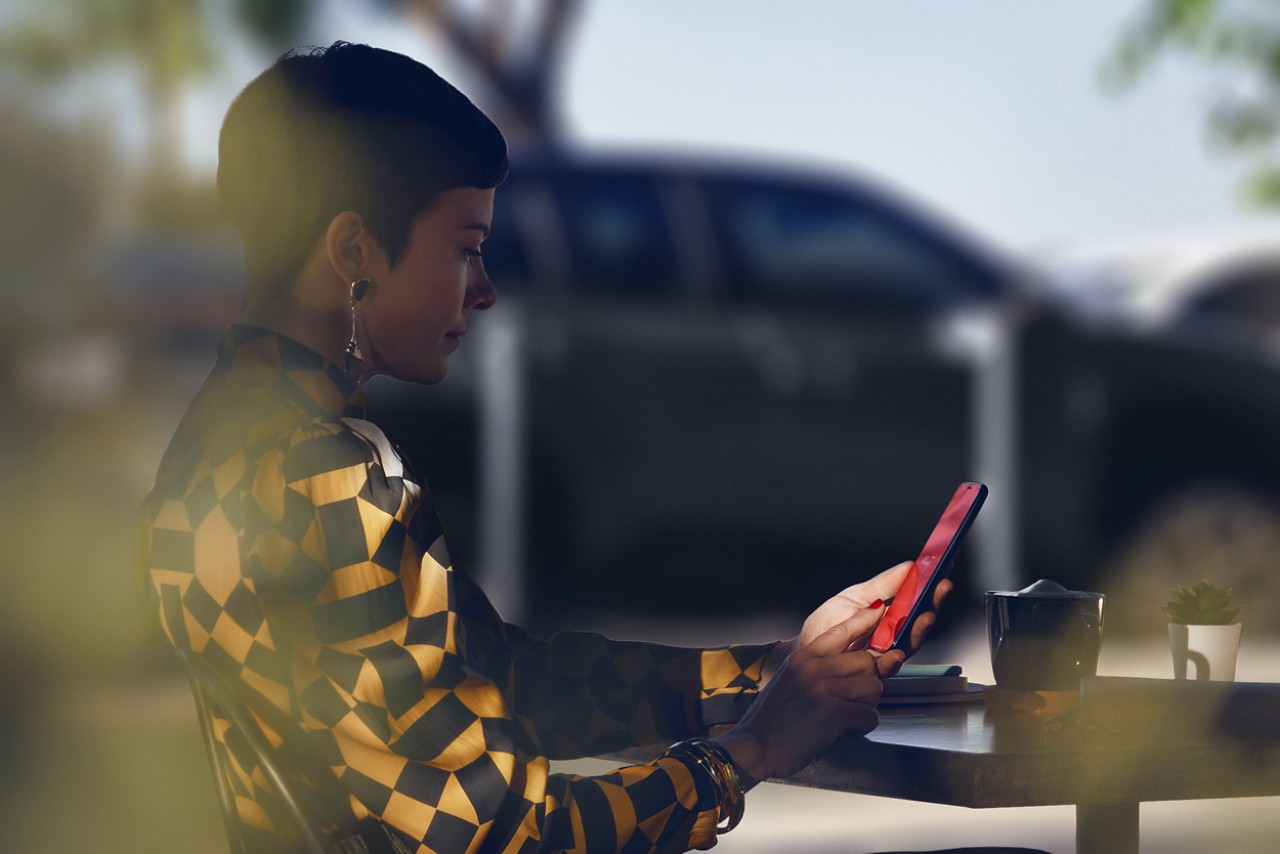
top-left (1079, 608), bottom-right (1102, 667)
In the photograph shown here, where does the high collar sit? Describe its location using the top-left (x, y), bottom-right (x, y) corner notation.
top-left (218, 324), bottom-right (368, 420)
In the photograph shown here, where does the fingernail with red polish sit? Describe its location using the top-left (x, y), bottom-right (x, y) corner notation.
top-left (869, 599), bottom-right (884, 609)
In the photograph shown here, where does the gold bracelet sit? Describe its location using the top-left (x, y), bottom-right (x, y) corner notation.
top-left (663, 737), bottom-right (746, 833)
top-left (664, 741), bottom-right (735, 831)
top-left (696, 739), bottom-right (745, 827)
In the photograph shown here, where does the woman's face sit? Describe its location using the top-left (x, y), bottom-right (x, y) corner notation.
top-left (356, 186), bottom-right (497, 384)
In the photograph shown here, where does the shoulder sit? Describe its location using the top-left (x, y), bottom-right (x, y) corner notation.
top-left (273, 416), bottom-right (407, 481)
top-left (276, 417), bottom-right (380, 485)
top-left (270, 417), bottom-right (417, 518)
top-left (246, 416), bottom-right (424, 585)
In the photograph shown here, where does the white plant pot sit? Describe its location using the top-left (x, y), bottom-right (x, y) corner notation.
top-left (1168, 623), bottom-right (1243, 681)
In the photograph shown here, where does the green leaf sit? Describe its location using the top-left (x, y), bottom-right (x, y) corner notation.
top-left (1162, 580), bottom-right (1241, 624)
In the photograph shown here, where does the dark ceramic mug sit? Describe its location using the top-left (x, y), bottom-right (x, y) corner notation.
top-left (986, 579), bottom-right (1105, 690)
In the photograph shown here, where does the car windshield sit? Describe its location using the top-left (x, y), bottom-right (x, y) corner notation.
top-left (707, 178), bottom-right (999, 310)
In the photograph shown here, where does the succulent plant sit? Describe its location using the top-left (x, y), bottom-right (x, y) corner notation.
top-left (1161, 580), bottom-right (1242, 625)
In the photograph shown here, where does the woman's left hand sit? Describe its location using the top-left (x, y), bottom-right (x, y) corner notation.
top-left (762, 561), bottom-right (952, 683)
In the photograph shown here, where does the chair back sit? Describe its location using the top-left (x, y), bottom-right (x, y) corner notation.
top-left (180, 650), bottom-right (410, 853)
top-left (179, 648), bottom-right (332, 854)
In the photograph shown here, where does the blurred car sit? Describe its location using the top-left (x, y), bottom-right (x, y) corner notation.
top-left (365, 151), bottom-right (1280, 635)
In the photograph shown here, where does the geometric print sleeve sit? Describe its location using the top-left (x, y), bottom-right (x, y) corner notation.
top-left (143, 406), bottom-right (774, 853)
top-left (501, 623), bottom-right (775, 759)
top-left (277, 419), bottom-right (774, 853)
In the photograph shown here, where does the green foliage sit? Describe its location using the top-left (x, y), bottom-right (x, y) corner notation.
top-left (1105, 0), bottom-right (1280, 206)
top-left (234, 0), bottom-right (313, 47)
top-left (1162, 580), bottom-right (1242, 624)
top-left (0, 0), bottom-right (315, 186)
top-left (0, 0), bottom-right (315, 85)
top-left (0, 0), bottom-right (215, 90)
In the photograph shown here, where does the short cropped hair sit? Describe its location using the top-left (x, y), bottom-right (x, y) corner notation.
top-left (217, 41), bottom-right (508, 288)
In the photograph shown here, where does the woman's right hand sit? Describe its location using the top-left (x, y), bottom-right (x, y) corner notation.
top-left (713, 603), bottom-right (896, 786)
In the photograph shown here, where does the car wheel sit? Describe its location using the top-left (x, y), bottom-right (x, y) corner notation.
top-left (1099, 484), bottom-right (1280, 638)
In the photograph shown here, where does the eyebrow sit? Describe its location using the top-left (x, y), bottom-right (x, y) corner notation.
top-left (459, 222), bottom-right (491, 238)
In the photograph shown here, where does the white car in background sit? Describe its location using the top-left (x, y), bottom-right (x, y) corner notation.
top-left (1038, 222), bottom-right (1280, 337)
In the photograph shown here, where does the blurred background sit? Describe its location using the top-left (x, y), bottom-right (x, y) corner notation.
top-left (5, 1), bottom-right (1280, 851)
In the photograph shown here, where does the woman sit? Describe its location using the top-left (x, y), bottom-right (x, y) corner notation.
top-left (136, 42), bottom-right (946, 853)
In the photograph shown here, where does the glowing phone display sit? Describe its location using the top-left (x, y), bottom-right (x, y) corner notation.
top-left (868, 482), bottom-right (987, 653)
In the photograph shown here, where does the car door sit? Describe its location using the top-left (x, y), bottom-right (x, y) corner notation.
top-left (483, 161), bottom-right (1012, 617)
top-left (507, 166), bottom-right (767, 608)
top-left (697, 173), bottom-right (1010, 600)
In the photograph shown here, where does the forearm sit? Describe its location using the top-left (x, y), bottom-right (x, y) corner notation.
top-left (538, 758), bottom-right (722, 852)
top-left (509, 629), bottom-right (777, 754)
top-left (759, 636), bottom-right (797, 688)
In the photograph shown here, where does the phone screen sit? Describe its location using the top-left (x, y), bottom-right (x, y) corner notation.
top-left (868, 481), bottom-right (987, 653)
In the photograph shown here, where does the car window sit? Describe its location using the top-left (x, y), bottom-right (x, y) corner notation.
top-left (551, 173), bottom-right (684, 297)
top-left (706, 179), bottom-right (999, 310)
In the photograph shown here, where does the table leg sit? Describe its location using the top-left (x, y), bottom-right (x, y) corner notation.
top-left (1076, 801), bottom-right (1138, 854)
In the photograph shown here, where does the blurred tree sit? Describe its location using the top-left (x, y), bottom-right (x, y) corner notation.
top-left (389, 0), bottom-right (580, 144)
top-left (1105, 0), bottom-right (1280, 204)
top-left (0, 0), bottom-right (311, 190)
top-left (0, 106), bottom-right (94, 268)
top-left (0, 0), bottom-right (576, 187)
top-left (0, 103), bottom-right (97, 332)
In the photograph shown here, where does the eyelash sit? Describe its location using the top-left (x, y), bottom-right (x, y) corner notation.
top-left (463, 248), bottom-right (483, 260)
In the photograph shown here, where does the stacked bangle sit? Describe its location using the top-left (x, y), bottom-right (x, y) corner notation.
top-left (662, 737), bottom-right (747, 833)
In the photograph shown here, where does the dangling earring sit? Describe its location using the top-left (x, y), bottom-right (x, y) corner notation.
top-left (344, 277), bottom-right (370, 379)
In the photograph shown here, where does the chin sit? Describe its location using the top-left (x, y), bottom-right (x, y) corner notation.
top-left (392, 369), bottom-right (446, 386)
top-left (415, 361), bottom-right (449, 385)
top-left (369, 356), bottom-right (447, 386)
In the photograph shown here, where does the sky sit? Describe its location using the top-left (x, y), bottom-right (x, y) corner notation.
top-left (565, 1), bottom-right (1268, 255)
top-left (152, 1), bottom-right (1280, 257)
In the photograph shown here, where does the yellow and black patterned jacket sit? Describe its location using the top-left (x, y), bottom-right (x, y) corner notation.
top-left (136, 326), bottom-right (775, 853)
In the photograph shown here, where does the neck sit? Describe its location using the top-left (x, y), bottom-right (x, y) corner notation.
top-left (237, 292), bottom-right (349, 369)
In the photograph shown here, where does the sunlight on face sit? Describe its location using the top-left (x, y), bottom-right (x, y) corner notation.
top-left (356, 187), bottom-right (497, 384)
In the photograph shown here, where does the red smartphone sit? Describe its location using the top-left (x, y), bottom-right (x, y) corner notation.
top-left (868, 481), bottom-right (988, 653)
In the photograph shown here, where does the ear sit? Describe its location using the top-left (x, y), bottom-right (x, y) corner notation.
top-left (324, 211), bottom-right (382, 282)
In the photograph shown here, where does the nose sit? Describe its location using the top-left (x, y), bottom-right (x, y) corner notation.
top-left (467, 261), bottom-right (497, 311)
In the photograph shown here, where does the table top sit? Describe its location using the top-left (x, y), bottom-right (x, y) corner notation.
top-left (785, 693), bottom-right (1280, 809)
